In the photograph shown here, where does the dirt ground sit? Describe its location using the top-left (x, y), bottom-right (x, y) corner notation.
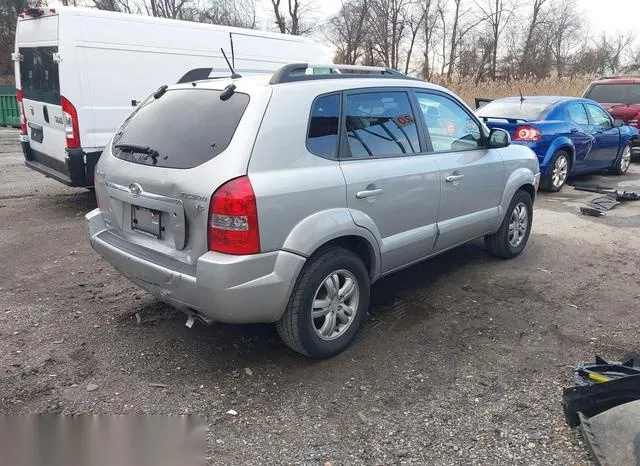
top-left (1, 127), bottom-right (639, 465)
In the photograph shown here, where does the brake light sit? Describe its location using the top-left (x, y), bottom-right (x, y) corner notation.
top-left (514, 125), bottom-right (541, 142)
top-left (16, 89), bottom-right (27, 134)
top-left (61, 96), bottom-right (81, 149)
top-left (208, 176), bottom-right (260, 255)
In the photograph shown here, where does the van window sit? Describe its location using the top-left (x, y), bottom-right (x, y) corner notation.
top-left (112, 89), bottom-right (250, 169)
top-left (19, 47), bottom-right (60, 105)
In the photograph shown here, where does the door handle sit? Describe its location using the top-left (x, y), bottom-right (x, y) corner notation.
top-left (445, 174), bottom-right (465, 183)
top-left (356, 188), bottom-right (383, 199)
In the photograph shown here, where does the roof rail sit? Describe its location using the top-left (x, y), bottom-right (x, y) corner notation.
top-left (269, 63), bottom-right (416, 85)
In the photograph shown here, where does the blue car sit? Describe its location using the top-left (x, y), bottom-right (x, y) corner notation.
top-left (476, 96), bottom-right (637, 191)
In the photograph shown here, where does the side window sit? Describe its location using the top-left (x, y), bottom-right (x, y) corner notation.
top-left (307, 94), bottom-right (340, 158)
top-left (344, 91), bottom-right (420, 158)
top-left (586, 104), bottom-right (612, 127)
top-left (416, 92), bottom-right (483, 152)
top-left (567, 104), bottom-right (589, 125)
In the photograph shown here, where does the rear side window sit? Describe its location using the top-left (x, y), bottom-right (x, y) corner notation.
top-left (307, 94), bottom-right (340, 158)
top-left (567, 104), bottom-right (589, 125)
top-left (345, 91), bottom-right (420, 158)
top-left (112, 89), bottom-right (250, 169)
top-left (19, 47), bottom-right (60, 105)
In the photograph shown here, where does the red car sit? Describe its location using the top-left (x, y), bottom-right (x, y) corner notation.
top-left (583, 76), bottom-right (640, 157)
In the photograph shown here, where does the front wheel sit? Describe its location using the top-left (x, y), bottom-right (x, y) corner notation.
top-left (277, 247), bottom-right (370, 358)
top-left (485, 190), bottom-right (533, 259)
top-left (613, 144), bottom-right (631, 175)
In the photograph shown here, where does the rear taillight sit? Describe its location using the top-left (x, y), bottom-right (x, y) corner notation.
top-left (208, 176), bottom-right (260, 255)
top-left (61, 96), bottom-right (81, 149)
top-left (16, 89), bottom-right (27, 134)
top-left (514, 125), bottom-right (541, 142)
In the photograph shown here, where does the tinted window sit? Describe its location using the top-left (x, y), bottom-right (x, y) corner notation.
top-left (345, 91), bottom-right (420, 157)
top-left (585, 83), bottom-right (640, 104)
top-left (19, 47), bottom-right (60, 105)
top-left (567, 104), bottom-right (589, 125)
top-left (112, 89), bottom-right (249, 169)
top-left (417, 92), bottom-right (483, 152)
top-left (586, 104), bottom-right (612, 127)
top-left (476, 100), bottom-right (551, 121)
top-left (307, 94), bottom-right (340, 157)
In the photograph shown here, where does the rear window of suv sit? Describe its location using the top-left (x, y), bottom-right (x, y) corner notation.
top-left (112, 88), bottom-right (249, 169)
top-left (584, 83), bottom-right (640, 104)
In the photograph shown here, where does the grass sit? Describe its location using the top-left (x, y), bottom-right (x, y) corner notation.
top-left (429, 75), bottom-right (597, 108)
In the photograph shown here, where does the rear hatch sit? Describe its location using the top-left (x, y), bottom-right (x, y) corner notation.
top-left (94, 81), bottom-right (272, 267)
top-left (583, 82), bottom-right (640, 127)
top-left (16, 12), bottom-right (69, 175)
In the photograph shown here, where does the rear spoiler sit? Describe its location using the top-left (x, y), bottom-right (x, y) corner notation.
top-left (176, 68), bottom-right (215, 84)
top-left (479, 116), bottom-right (528, 124)
top-left (475, 97), bottom-right (493, 110)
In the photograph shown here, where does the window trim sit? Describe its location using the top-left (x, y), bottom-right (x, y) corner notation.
top-left (305, 92), bottom-right (342, 160)
top-left (566, 102), bottom-right (589, 126)
top-left (412, 89), bottom-right (489, 155)
top-left (585, 103), bottom-right (613, 128)
top-left (339, 87), bottom-right (425, 160)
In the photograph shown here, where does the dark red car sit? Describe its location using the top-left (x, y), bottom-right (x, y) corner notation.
top-left (583, 76), bottom-right (640, 157)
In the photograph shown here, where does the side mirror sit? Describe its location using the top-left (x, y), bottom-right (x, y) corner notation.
top-left (488, 128), bottom-right (510, 148)
top-left (614, 118), bottom-right (624, 128)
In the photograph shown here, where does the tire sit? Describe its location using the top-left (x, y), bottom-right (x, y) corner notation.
top-left (485, 189), bottom-right (533, 259)
top-left (276, 247), bottom-right (370, 358)
top-left (612, 144), bottom-right (631, 175)
top-left (541, 150), bottom-right (570, 192)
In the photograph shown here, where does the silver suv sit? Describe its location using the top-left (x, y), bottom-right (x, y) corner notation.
top-left (86, 64), bottom-right (540, 358)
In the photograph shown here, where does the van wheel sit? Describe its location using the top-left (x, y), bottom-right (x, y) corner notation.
top-left (541, 150), bottom-right (570, 192)
top-left (485, 189), bottom-right (533, 259)
top-left (277, 247), bottom-right (370, 358)
top-left (612, 144), bottom-right (631, 175)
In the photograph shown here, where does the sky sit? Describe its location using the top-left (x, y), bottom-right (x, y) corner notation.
top-left (256, 0), bottom-right (640, 36)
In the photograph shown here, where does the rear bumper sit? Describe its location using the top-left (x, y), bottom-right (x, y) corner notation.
top-left (20, 135), bottom-right (100, 187)
top-left (86, 209), bottom-right (306, 324)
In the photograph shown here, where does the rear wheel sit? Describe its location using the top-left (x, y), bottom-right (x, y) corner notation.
top-left (276, 247), bottom-right (370, 358)
top-left (612, 144), bottom-right (631, 175)
top-left (541, 151), bottom-right (570, 192)
top-left (485, 189), bottom-right (533, 259)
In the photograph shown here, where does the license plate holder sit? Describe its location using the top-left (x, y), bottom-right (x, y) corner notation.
top-left (29, 123), bottom-right (43, 144)
top-left (131, 205), bottom-right (162, 238)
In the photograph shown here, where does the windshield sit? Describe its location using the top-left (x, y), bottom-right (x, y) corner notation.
top-left (112, 88), bottom-right (250, 169)
top-left (584, 83), bottom-right (640, 104)
top-left (477, 100), bottom-right (552, 121)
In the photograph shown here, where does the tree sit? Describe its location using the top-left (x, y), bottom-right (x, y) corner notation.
top-left (328, 0), bottom-right (370, 65)
top-left (475, 0), bottom-right (515, 79)
top-left (270, 0), bottom-right (313, 35)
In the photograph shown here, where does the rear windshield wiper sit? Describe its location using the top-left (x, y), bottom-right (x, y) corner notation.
top-left (114, 144), bottom-right (161, 164)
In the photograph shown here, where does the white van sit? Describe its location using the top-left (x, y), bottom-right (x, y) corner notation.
top-left (14, 6), bottom-right (331, 187)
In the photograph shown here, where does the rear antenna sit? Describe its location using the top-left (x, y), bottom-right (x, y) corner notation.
top-left (519, 90), bottom-right (525, 105)
top-left (229, 32), bottom-right (235, 69)
top-left (221, 48), bottom-right (241, 79)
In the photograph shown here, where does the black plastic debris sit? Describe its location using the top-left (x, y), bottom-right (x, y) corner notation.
top-left (573, 184), bottom-right (640, 217)
top-left (562, 356), bottom-right (640, 427)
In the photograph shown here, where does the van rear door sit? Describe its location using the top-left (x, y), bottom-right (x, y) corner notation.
top-left (16, 13), bottom-right (68, 182)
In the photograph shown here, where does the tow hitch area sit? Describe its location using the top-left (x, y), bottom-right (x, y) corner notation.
top-left (562, 356), bottom-right (640, 465)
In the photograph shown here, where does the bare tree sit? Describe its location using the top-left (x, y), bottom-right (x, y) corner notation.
top-left (420, 0), bottom-right (442, 79)
top-left (145, 0), bottom-right (190, 19)
top-left (475, 0), bottom-right (515, 79)
top-left (403, 4), bottom-right (425, 74)
top-left (270, 0), bottom-right (314, 35)
top-left (367, 0), bottom-right (412, 69)
top-left (196, 0), bottom-right (256, 28)
top-left (328, 0), bottom-right (370, 65)
top-left (518, 0), bottom-right (547, 76)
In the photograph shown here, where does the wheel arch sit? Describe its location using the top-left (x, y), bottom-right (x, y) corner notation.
top-left (496, 168), bottom-right (537, 231)
top-left (544, 138), bottom-right (575, 171)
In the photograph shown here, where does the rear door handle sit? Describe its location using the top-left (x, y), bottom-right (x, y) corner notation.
top-left (356, 188), bottom-right (383, 199)
top-left (445, 174), bottom-right (465, 183)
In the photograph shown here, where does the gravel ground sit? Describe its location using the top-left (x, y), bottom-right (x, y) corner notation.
top-left (1, 127), bottom-right (639, 465)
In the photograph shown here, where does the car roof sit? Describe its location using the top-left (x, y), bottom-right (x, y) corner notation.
top-left (591, 76), bottom-right (640, 84)
top-left (492, 96), bottom-right (573, 105)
